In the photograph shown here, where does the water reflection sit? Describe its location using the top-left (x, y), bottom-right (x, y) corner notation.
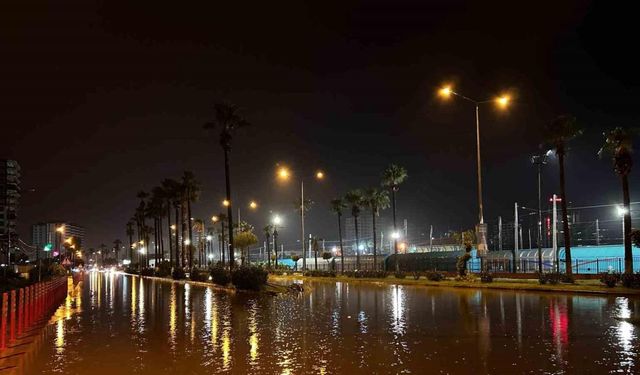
top-left (23, 274), bottom-right (640, 375)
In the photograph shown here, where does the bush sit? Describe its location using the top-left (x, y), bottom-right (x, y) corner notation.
top-left (454, 274), bottom-right (478, 283)
top-left (231, 266), bottom-right (268, 291)
top-left (394, 271), bottom-right (406, 279)
top-left (190, 267), bottom-right (208, 282)
top-left (600, 273), bottom-right (619, 288)
top-left (621, 273), bottom-right (640, 288)
top-left (479, 271), bottom-right (493, 283)
top-left (172, 268), bottom-right (186, 280)
top-left (425, 271), bottom-right (445, 282)
top-left (210, 266), bottom-right (231, 286)
top-left (303, 270), bottom-right (336, 277)
top-left (155, 261), bottom-right (172, 277)
top-left (412, 271), bottom-right (422, 280)
top-left (140, 267), bottom-right (155, 276)
top-left (560, 274), bottom-right (575, 284)
top-left (539, 273), bottom-right (561, 285)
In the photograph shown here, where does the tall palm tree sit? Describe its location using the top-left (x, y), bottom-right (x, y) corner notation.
top-left (363, 188), bottom-right (390, 270)
top-left (311, 236), bottom-right (321, 270)
top-left (381, 164), bottom-right (408, 272)
top-left (162, 178), bottom-right (181, 268)
top-left (192, 218), bottom-right (205, 267)
top-left (263, 224), bottom-right (273, 268)
top-left (344, 189), bottom-right (364, 270)
top-left (148, 186), bottom-right (166, 265)
top-left (204, 102), bottom-right (250, 269)
top-left (600, 127), bottom-right (635, 274)
top-left (545, 115), bottom-right (582, 275)
top-left (126, 220), bottom-right (135, 261)
top-left (113, 239), bottom-right (122, 262)
top-left (216, 213), bottom-right (228, 266)
top-left (330, 198), bottom-right (347, 273)
top-left (182, 171), bottom-right (201, 268)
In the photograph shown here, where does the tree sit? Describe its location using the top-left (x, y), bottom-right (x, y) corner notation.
top-left (148, 186), bottom-right (167, 265)
top-left (381, 164), bottom-right (408, 272)
top-left (161, 178), bottom-right (181, 268)
top-left (599, 127), bottom-right (635, 274)
top-left (126, 220), bottom-right (135, 261)
top-left (311, 236), bottom-right (322, 270)
top-left (363, 188), bottom-right (390, 270)
top-left (330, 198), bottom-right (347, 273)
top-left (263, 224), bottom-right (273, 267)
top-left (291, 254), bottom-right (300, 271)
top-left (192, 218), bottom-right (205, 266)
top-left (182, 171), bottom-right (201, 268)
top-left (344, 189), bottom-right (364, 270)
top-left (234, 222), bottom-right (258, 265)
top-left (545, 115), bottom-right (582, 274)
top-left (204, 102), bottom-right (250, 269)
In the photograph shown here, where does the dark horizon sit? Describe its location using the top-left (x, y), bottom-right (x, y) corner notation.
top-left (2, 0), bottom-right (640, 249)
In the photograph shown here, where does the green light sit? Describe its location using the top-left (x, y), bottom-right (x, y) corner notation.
top-left (44, 243), bottom-right (53, 252)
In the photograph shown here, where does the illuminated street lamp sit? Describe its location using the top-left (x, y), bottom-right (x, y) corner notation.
top-left (249, 201), bottom-right (258, 209)
top-left (438, 84), bottom-right (511, 255)
top-left (277, 165), bottom-right (325, 270)
top-left (272, 215), bottom-right (282, 266)
top-left (223, 199), bottom-right (230, 207)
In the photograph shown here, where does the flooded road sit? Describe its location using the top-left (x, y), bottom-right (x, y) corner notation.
top-left (23, 272), bottom-right (640, 374)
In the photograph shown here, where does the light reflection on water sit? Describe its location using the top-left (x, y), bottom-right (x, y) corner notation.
top-left (23, 273), bottom-right (640, 374)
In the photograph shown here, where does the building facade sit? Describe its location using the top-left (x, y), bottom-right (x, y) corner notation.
top-left (32, 222), bottom-right (85, 260)
top-left (1, 159), bottom-right (20, 261)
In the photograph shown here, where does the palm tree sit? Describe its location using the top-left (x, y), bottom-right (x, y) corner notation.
top-left (599, 127), bottom-right (635, 274)
top-left (216, 213), bottom-right (228, 266)
top-left (382, 164), bottom-right (408, 272)
top-left (126, 220), bottom-right (135, 261)
top-left (161, 179), bottom-right (181, 268)
top-left (192, 218), bottom-right (205, 267)
top-left (545, 115), bottom-right (582, 274)
top-left (363, 188), bottom-right (390, 270)
top-left (182, 171), bottom-right (201, 268)
top-left (330, 198), bottom-right (347, 273)
top-left (344, 189), bottom-right (364, 270)
top-left (311, 236), bottom-right (321, 270)
top-left (148, 186), bottom-right (166, 265)
top-left (204, 102), bottom-right (250, 269)
top-left (113, 239), bottom-right (122, 262)
top-left (263, 225), bottom-right (273, 267)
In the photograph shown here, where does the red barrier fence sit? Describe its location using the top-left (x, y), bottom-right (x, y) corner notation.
top-left (0, 277), bottom-right (68, 352)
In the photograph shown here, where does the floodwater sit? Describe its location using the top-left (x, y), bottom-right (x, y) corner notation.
top-left (22, 272), bottom-right (640, 374)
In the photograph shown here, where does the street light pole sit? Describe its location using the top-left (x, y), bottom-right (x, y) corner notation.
top-left (532, 151), bottom-right (549, 274)
top-left (301, 180), bottom-right (306, 271)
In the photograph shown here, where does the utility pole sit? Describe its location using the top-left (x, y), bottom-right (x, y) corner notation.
top-left (552, 194), bottom-right (559, 272)
top-left (429, 225), bottom-right (433, 252)
top-left (513, 203), bottom-right (518, 273)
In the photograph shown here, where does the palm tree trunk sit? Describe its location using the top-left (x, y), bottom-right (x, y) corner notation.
top-left (338, 213), bottom-right (344, 274)
top-left (187, 187), bottom-right (194, 268)
top-left (159, 216), bottom-right (164, 262)
top-left (166, 202), bottom-right (173, 267)
top-left (221, 222), bottom-right (226, 266)
top-left (623, 173), bottom-right (633, 274)
top-left (392, 189), bottom-right (399, 272)
top-left (355, 215), bottom-right (360, 270)
top-left (558, 151), bottom-right (572, 274)
top-left (266, 234), bottom-right (271, 267)
top-left (224, 147), bottom-right (235, 269)
top-left (181, 203), bottom-right (187, 268)
top-left (174, 205), bottom-right (180, 268)
top-left (372, 211), bottom-right (377, 270)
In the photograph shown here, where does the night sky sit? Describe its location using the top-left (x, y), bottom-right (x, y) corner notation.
top-left (2, 0), bottom-right (639, 249)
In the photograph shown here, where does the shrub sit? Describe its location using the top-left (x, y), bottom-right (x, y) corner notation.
top-left (539, 273), bottom-right (560, 285)
top-left (210, 266), bottom-right (231, 286)
top-left (394, 271), bottom-right (406, 279)
top-left (600, 273), bottom-right (619, 288)
top-left (140, 267), bottom-right (155, 276)
top-left (172, 268), bottom-right (186, 280)
top-left (454, 274), bottom-right (478, 283)
top-left (155, 261), bottom-right (172, 277)
top-left (190, 267), bottom-right (208, 282)
top-left (303, 270), bottom-right (336, 277)
top-left (621, 273), bottom-right (640, 288)
top-left (479, 271), bottom-right (493, 283)
top-left (425, 271), bottom-right (445, 282)
top-left (231, 266), bottom-right (268, 291)
top-left (560, 274), bottom-right (575, 284)
top-left (412, 271), bottom-right (422, 280)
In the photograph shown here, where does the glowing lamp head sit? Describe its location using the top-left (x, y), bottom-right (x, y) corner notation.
top-left (249, 201), bottom-right (258, 209)
top-left (138, 247), bottom-right (146, 254)
top-left (170, 224), bottom-right (176, 230)
top-left (617, 206), bottom-right (629, 217)
top-left (273, 215), bottom-right (282, 225)
top-left (56, 226), bottom-right (65, 233)
top-left (206, 235), bottom-right (213, 241)
top-left (211, 215), bottom-right (219, 223)
top-left (497, 95), bottom-right (510, 107)
top-left (439, 86), bottom-right (452, 98)
top-left (223, 199), bottom-right (230, 207)
top-left (278, 167), bottom-right (290, 180)
top-left (316, 171), bottom-right (324, 180)
top-left (184, 239), bottom-right (191, 246)
top-left (391, 231), bottom-right (401, 240)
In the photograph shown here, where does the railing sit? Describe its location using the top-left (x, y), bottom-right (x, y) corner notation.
top-left (0, 277), bottom-right (68, 351)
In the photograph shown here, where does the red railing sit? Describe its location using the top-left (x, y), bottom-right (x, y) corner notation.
top-left (0, 277), bottom-right (69, 351)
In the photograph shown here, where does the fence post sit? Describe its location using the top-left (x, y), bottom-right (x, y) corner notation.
top-left (1, 293), bottom-right (7, 350)
top-left (619, 258), bottom-right (622, 273)
top-left (9, 290), bottom-right (16, 343)
top-left (596, 259), bottom-right (599, 274)
top-left (575, 259), bottom-right (578, 274)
